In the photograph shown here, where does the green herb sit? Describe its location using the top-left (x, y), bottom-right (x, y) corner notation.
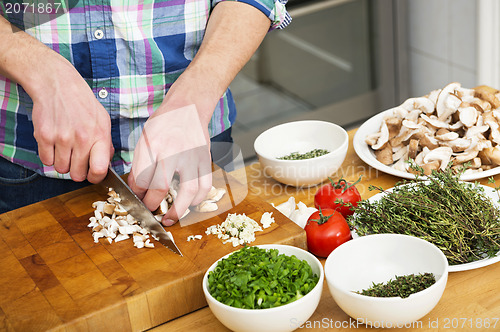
top-left (348, 165), bottom-right (500, 265)
top-left (207, 246), bottom-right (319, 309)
top-left (278, 149), bottom-right (330, 160)
top-left (357, 273), bottom-right (436, 298)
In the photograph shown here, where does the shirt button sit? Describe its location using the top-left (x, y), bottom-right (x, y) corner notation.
top-left (94, 29), bottom-right (104, 39)
top-left (98, 88), bottom-right (108, 99)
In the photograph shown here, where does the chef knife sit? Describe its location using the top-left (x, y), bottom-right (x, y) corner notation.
top-left (101, 166), bottom-right (183, 256)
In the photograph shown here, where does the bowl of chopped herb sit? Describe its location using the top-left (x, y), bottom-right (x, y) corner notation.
top-left (324, 234), bottom-right (448, 327)
top-left (202, 244), bottom-right (324, 332)
top-left (254, 120), bottom-right (348, 187)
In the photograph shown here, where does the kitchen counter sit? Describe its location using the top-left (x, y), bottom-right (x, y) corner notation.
top-left (1, 128), bottom-right (499, 331)
top-left (153, 128), bottom-right (500, 332)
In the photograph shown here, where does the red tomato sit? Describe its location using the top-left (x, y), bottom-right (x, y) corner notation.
top-left (314, 177), bottom-right (362, 217)
top-left (304, 208), bottom-right (352, 258)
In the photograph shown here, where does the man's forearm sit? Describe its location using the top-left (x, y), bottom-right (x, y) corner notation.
top-left (0, 16), bottom-right (72, 100)
top-left (169, 1), bottom-right (271, 124)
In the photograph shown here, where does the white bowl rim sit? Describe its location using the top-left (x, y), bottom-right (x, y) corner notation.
top-left (324, 234), bottom-right (449, 302)
top-left (202, 244), bottom-right (324, 313)
top-left (254, 120), bottom-right (349, 161)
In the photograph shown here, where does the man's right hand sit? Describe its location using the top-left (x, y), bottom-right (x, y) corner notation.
top-left (0, 17), bottom-right (113, 183)
top-left (31, 64), bottom-right (114, 183)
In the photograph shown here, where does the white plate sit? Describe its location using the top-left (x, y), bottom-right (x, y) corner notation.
top-left (351, 183), bottom-right (500, 272)
top-left (353, 108), bottom-right (500, 181)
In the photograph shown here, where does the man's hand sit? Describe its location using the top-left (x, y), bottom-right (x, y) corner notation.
top-left (0, 17), bottom-right (113, 183)
top-left (31, 66), bottom-right (113, 183)
top-left (128, 104), bottom-right (212, 226)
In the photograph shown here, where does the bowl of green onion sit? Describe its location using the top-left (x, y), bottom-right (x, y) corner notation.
top-left (254, 120), bottom-right (348, 187)
top-left (324, 234), bottom-right (448, 327)
top-left (202, 244), bottom-right (324, 332)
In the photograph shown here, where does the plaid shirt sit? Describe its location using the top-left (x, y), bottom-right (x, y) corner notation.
top-left (0, 0), bottom-right (290, 178)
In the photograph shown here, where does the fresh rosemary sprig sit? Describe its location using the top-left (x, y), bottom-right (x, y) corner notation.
top-left (277, 149), bottom-right (330, 160)
top-left (357, 273), bottom-right (436, 298)
top-left (348, 166), bottom-right (500, 265)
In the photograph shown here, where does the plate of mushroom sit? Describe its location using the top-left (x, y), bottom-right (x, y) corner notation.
top-left (354, 83), bottom-right (500, 181)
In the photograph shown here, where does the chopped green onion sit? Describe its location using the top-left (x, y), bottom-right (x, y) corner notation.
top-left (207, 246), bottom-right (319, 309)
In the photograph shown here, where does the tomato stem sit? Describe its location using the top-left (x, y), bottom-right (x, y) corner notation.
top-left (328, 176), bottom-right (362, 194)
top-left (310, 207), bottom-right (333, 225)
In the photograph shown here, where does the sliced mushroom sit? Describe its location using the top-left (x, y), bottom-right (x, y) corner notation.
top-left (414, 146), bottom-right (430, 166)
top-left (401, 97), bottom-right (435, 114)
top-left (376, 144), bottom-right (393, 165)
top-left (458, 106), bottom-right (478, 128)
top-left (438, 93), bottom-right (462, 121)
top-left (465, 125), bottom-right (489, 138)
top-left (423, 146), bottom-right (453, 170)
top-left (420, 114), bottom-right (450, 129)
top-left (426, 89), bottom-right (441, 105)
top-left (371, 120), bottom-right (390, 150)
top-left (365, 132), bottom-right (381, 146)
top-left (456, 87), bottom-right (475, 102)
top-left (435, 128), bottom-right (459, 141)
top-left (474, 85), bottom-right (500, 109)
top-left (453, 148), bottom-right (480, 165)
top-left (440, 137), bottom-right (472, 152)
top-left (392, 144), bottom-right (408, 163)
top-left (390, 128), bottom-right (419, 147)
top-left (473, 98), bottom-right (492, 112)
top-left (402, 119), bottom-right (420, 130)
top-left (415, 132), bottom-right (439, 150)
top-left (483, 111), bottom-right (500, 145)
top-left (408, 139), bottom-right (419, 159)
top-left (409, 160), bottom-right (440, 176)
top-left (478, 146), bottom-right (500, 166)
top-left (436, 82), bottom-right (461, 121)
top-left (468, 157), bottom-right (482, 169)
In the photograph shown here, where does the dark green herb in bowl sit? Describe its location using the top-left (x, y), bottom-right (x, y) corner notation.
top-left (278, 149), bottom-right (330, 160)
top-left (356, 273), bottom-right (436, 298)
top-left (207, 246), bottom-right (319, 309)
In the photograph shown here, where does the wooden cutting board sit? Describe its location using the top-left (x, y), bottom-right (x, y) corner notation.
top-left (0, 169), bottom-right (307, 331)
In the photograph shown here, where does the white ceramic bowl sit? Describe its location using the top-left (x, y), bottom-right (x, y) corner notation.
top-left (202, 244), bottom-right (324, 332)
top-left (254, 120), bottom-right (349, 187)
top-left (325, 234), bottom-right (448, 328)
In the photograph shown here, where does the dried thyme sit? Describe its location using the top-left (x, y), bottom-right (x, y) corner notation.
top-left (348, 166), bottom-right (500, 265)
top-left (278, 149), bottom-right (330, 160)
top-left (357, 273), bottom-right (436, 298)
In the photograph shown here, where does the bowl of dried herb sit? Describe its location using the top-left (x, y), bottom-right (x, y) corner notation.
top-left (254, 120), bottom-right (348, 187)
top-left (324, 234), bottom-right (448, 327)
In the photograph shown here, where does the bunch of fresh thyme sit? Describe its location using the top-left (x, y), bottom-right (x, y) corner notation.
top-left (357, 273), bottom-right (436, 298)
top-left (348, 166), bottom-right (500, 265)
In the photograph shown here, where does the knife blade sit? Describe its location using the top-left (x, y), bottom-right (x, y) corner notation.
top-left (101, 166), bottom-right (183, 256)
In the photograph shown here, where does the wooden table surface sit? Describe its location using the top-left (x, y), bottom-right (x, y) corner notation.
top-left (153, 128), bottom-right (500, 332)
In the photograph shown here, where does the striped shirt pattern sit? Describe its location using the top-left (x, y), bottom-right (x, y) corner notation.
top-left (0, 0), bottom-right (290, 178)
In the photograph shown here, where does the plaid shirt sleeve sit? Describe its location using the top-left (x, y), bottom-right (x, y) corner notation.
top-left (212, 0), bottom-right (292, 30)
top-left (0, 0), bottom-right (290, 179)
